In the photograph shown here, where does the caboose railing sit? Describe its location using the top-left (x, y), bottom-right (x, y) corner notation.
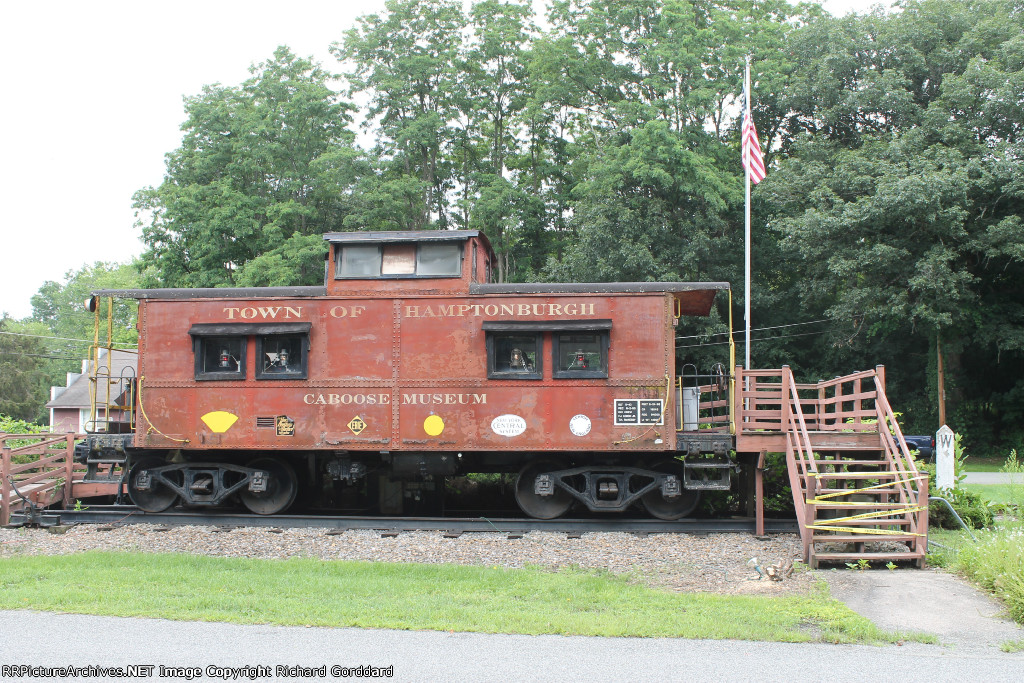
top-left (734, 366), bottom-right (885, 433)
top-left (675, 364), bottom-right (731, 432)
top-left (87, 346), bottom-right (137, 434)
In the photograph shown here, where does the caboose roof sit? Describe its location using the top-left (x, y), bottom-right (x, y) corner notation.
top-left (470, 282), bottom-right (729, 316)
top-left (323, 230), bottom-right (487, 246)
top-left (91, 286), bottom-right (327, 300)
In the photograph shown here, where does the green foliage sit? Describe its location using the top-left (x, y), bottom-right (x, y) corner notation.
top-left (0, 414), bottom-right (47, 464)
top-left (135, 47), bottom-right (356, 288)
top-left (0, 318), bottom-right (47, 421)
top-left (761, 452), bottom-right (796, 515)
top-left (955, 525), bottom-right (1024, 624)
top-left (930, 488), bottom-right (996, 530)
top-left (998, 448), bottom-right (1024, 511)
top-left (31, 261), bottom-right (140, 348)
top-left (17, 261), bottom-right (142, 423)
top-left (0, 414), bottom-right (46, 435)
top-left (928, 521), bottom-right (1024, 626)
top-left (1002, 639), bottom-right (1024, 653)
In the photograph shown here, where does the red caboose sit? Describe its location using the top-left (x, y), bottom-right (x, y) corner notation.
top-left (85, 231), bottom-right (733, 519)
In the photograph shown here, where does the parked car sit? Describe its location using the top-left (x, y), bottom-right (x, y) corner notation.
top-left (903, 435), bottom-right (935, 462)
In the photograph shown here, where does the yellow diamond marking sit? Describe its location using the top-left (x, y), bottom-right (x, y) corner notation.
top-left (200, 411), bottom-right (239, 433)
top-left (348, 416), bottom-right (366, 435)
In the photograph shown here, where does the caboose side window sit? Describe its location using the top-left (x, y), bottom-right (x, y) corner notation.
top-left (416, 243), bottom-right (462, 276)
top-left (552, 332), bottom-right (609, 379)
top-left (337, 245), bottom-right (382, 277)
top-left (256, 334), bottom-right (309, 380)
top-left (194, 336), bottom-right (246, 380)
top-left (486, 333), bottom-right (542, 380)
top-left (190, 322), bottom-right (312, 382)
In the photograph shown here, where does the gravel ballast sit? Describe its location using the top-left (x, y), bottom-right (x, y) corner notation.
top-left (0, 524), bottom-right (814, 594)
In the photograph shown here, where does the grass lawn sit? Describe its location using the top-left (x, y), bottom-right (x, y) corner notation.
top-left (0, 551), bottom-right (921, 644)
top-left (965, 458), bottom-right (1010, 473)
top-left (964, 483), bottom-right (1023, 505)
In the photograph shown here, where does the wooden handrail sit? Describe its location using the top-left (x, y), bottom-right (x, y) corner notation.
top-left (8, 452), bottom-right (67, 476)
top-left (6, 436), bottom-right (73, 454)
top-left (0, 433), bottom-right (79, 525)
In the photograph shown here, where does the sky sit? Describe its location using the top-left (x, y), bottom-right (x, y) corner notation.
top-left (0, 0), bottom-right (889, 320)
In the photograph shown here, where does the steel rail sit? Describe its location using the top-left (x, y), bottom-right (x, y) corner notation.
top-left (46, 506), bottom-right (798, 534)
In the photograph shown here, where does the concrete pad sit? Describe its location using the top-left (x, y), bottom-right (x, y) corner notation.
top-left (822, 568), bottom-right (1024, 651)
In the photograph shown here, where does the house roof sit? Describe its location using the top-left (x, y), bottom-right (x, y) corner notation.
top-left (46, 349), bottom-right (138, 409)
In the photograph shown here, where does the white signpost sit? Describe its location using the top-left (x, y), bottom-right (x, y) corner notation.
top-left (935, 424), bottom-right (955, 491)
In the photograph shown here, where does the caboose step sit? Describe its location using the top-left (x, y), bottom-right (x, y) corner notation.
top-left (812, 472), bottom-right (901, 479)
top-left (811, 551), bottom-right (923, 562)
top-left (806, 501), bottom-right (912, 509)
top-left (810, 534), bottom-right (917, 543)
top-left (817, 518), bottom-right (912, 526)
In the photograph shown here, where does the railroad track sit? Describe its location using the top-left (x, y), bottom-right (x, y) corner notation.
top-left (30, 506), bottom-right (798, 535)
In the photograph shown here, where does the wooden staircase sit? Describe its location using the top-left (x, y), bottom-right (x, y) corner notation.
top-left (736, 366), bottom-right (929, 568)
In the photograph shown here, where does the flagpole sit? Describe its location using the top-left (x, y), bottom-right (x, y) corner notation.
top-left (744, 56), bottom-right (752, 374)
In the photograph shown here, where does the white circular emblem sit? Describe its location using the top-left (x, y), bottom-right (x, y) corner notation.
top-left (491, 414), bottom-right (527, 437)
top-left (569, 414), bottom-right (592, 437)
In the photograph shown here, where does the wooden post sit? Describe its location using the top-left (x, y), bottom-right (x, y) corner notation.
top-left (63, 434), bottom-right (75, 509)
top-left (817, 382), bottom-right (826, 429)
top-left (755, 449), bottom-right (766, 537)
top-left (735, 365), bottom-right (745, 432)
top-left (917, 473), bottom-right (929, 568)
top-left (1, 438), bottom-right (10, 526)
top-left (781, 365), bottom-right (791, 432)
top-left (937, 334), bottom-right (946, 427)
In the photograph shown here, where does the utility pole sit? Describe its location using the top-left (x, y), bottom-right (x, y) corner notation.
top-left (937, 333), bottom-right (946, 426)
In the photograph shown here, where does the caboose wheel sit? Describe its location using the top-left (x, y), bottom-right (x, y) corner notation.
top-left (239, 457), bottom-right (298, 515)
top-left (514, 459), bottom-right (573, 519)
top-left (127, 456), bottom-right (178, 513)
top-left (641, 459), bottom-right (700, 520)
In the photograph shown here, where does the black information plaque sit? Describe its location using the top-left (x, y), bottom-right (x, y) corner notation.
top-left (614, 400), bottom-right (639, 425)
top-left (639, 400), bottom-right (664, 424)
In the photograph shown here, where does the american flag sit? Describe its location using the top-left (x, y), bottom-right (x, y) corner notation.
top-left (742, 93), bottom-right (766, 184)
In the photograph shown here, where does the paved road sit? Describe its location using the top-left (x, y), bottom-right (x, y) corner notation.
top-left (963, 472), bottom-right (1022, 485)
top-left (0, 609), bottom-right (1020, 682)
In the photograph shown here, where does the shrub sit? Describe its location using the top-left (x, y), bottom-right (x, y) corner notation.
top-left (0, 414), bottom-right (45, 435)
top-left (956, 526), bottom-right (1024, 624)
top-left (929, 488), bottom-right (995, 530)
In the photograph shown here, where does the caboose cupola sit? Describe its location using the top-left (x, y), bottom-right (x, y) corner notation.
top-left (324, 230), bottom-right (494, 295)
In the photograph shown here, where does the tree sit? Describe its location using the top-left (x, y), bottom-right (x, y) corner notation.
top-left (765, 0), bottom-right (1024, 444)
top-left (135, 47), bottom-right (357, 288)
top-left (1, 262), bottom-right (145, 423)
top-left (0, 316), bottom-right (46, 421)
top-left (31, 262), bottom-right (141, 348)
top-left (335, 0), bottom-right (465, 231)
